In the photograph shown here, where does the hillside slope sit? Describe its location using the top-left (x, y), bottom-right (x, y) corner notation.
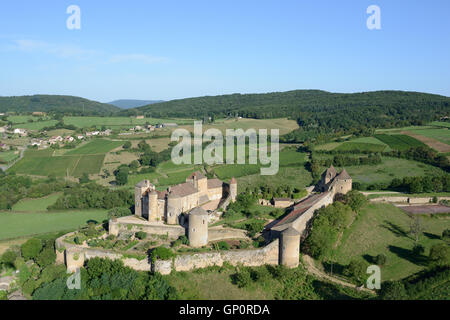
top-left (108, 99), bottom-right (164, 109)
top-left (121, 90), bottom-right (450, 141)
top-left (0, 95), bottom-right (119, 115)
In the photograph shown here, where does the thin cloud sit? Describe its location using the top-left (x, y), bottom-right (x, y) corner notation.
top-left (10, 39), bottom-right (97, 59)
top-left (108, 53), bottom-right (168, 64)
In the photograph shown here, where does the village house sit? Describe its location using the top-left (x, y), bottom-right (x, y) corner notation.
top-left (64, 136), bottom-right (75, 143)
top-left (0, 126), bottom-right (7, 134)
top-left (86, 131), bottom-right (100, 137)
top-left (136, 115), bottom-right (145, 119)
top-left (162, 123), bottom-right (178, 128)
top-left (0, 143), bottom-right (8, 151)
top-left (13, 128), bottom-right (27, 137)
top-left (49, 136), bottom-right (63, 145)
top-left (99, 129), bottom-right (112, 136)
top-left (32, 112), bottom-right (46, 116)
top-left (77, 135), bottom-right (85, 140)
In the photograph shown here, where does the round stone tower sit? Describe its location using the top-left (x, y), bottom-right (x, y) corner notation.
top-left (135, 180), bottom-right (151, 217)
top-left (149, 190), bottom-right (158, 221)
top-left (230, 177), bottom-right (237, 202)
top-left (188, 207), bottom-right (209, 248)
top-left (166, 191), bottom-right (180, 225)
top-left (280, 227), bottom-right (300, 268)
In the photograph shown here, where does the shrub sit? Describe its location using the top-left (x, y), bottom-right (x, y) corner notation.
top-left (233, 268), bottom-right (252, 288)
top-left (135, 231), bottom-right (147, 240)
top-left (217, 241), bottom-right (230, 251)
top-left (108, 207), bottom-right (131, 219)
top-left (374, 254), bottom-right (387, 266)
top-left (429, 244), bottom-right (450, 267)
top-left (412, 244), bottom-right (425, 256)
top-left (21, 238), bottom-right (43, 261)
top-left (442, 229), bottom-right (450, 241)
top-left (1, 250), bottom-right (18, 268)
top-left (343, 259), bottom-right (368, 283)
top-left (379, 281), bottom-right (407, 300)
top-left (151, 246), bottom-right (175, 262)
top-left (36, 248), bottom-right (56, 268)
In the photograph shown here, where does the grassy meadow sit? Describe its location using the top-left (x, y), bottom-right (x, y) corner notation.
top-left (11, 193), bottom-right (61, 212)
top-left (0, 209), bottom-right (108, 241)
top-left (333, 203), bottom-right (449, 280)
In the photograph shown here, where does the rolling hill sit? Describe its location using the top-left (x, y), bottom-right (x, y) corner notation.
top-left (119, 90), bottom-right (450, 142)
top-left (108, 99), bottom-right (164, 109)
top-left (0, 95), bottom-right (119, 116)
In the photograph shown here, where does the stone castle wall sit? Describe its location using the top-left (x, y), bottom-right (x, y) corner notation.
top-left (154, 239), bottom-right (280, 275)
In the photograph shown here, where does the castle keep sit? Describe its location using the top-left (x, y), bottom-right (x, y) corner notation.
top-left (135, 171), bottom-right (237, 225)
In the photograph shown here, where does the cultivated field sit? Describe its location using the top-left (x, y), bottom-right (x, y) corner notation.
top-left (63, 116), bottom-right (193, 129)
top-left (402, 129), bottom-right (450, 153)
top-left (0, 210), bottom-right (108, 241)
top-left (65, 139), bottom-right (125, 155)
top-left (374, 134), bottom-right (427, 151)
top-left (9, 149), bottom-right (105, 177)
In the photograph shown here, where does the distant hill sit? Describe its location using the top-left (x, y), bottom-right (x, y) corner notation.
top-left (119, 90), bottom-right (450, 142)
top-left (0, 95), bottom-right (119, 116)
top-left (108, 99), bottom-right (164, 109)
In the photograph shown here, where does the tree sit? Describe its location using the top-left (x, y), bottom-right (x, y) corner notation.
top-left (379, 281), bottom-right (407, 300)
top-left (36, 248), bottom-right (56, 268)
top-left (374, 254), bottom-right (387, 266)
top-left (21, 238), bottom-right (42, 261)
top-left (409, 216), bottom-right (423, 244)
top-left (429, 244), bottom-right (450, 267)
top-left (412, 244), bottom-right (425, 256)
top-left (123, 141), bottom-right (132, 150)
top-left (108, 207), bottom-right (131, 219)
top-left (115, 169), bottom-right (129, 186)
top-left (1, 250), bottom-right (17, 268)
top-left (442, 229), bottom-right (450, 242)
top-left (79, 173), bottom-right (90, 184)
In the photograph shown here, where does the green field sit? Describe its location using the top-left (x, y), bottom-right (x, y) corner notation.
top-left (9, 149), bottom-right (105, 177)
top-left (374, 134), bottom-right (427, 151)
top-left (63, 116), bottom-right (193, 129)
top-left (11, 193), bottom-right (61, 212)
top-left (0, 151), bottom-right (19, 163)
top-left (407, 128), bottom-right (450, 145)
top-left (333, 203), bottom-right (449, 280)
top-left (0, 210), bottom-right (108, 241)
top-left (12, 120), bottom-right (58, 131)
top-left (65, 139), bottom-right (125, 155)
top-left (430, 121), bottom-right (450, 128)
top-left (336, 142), bottom-right (387, 152)
top-left (343, 157), bottom-right (445, 185)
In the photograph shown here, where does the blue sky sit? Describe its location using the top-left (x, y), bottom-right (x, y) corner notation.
top-left (0, 0), bottom-right (449, 102)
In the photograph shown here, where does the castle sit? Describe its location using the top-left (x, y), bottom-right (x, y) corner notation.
top-left (316, 165), bottom-right (352, 195)
top-left (135, 171), bottom-right (237, 225)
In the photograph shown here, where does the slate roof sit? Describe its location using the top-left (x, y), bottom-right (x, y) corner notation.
top-left (336, 169), bottom-right (352, 180)
top-left (169, 182), bottom-right (198, 197)
top-left (207, 178), bottom-right (223, 189)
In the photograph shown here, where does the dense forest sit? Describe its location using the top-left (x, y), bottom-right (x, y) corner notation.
top-left (121, 90), bottom-right (450, 142)
top-left (0, 95), bottom-right (119, 116)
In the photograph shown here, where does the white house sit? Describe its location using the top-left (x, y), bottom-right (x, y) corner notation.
top-left (13, 128), bottom-right (27, 136)
top-left (49, 136), bottom-right (63, 144)
top-left (65, 136), bottom-right (75, 143)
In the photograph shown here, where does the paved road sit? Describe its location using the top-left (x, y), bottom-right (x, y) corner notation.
top-left (0, 146), bottom-right (27, 172)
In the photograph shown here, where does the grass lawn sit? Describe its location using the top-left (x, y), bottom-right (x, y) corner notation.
top-left (333, 203), bottom-right (449, 280)
top-left (0, 209), bottom-right (108, 241)
top-left (65, 139), bottom-right (125, 155)
top-left (12, 193), bottom-right (61, 212)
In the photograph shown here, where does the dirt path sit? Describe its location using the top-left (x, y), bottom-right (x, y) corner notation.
top-left (402, 130), bottom-right (450, 153)
top-left (302, 254), bottom-right (375, 294)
